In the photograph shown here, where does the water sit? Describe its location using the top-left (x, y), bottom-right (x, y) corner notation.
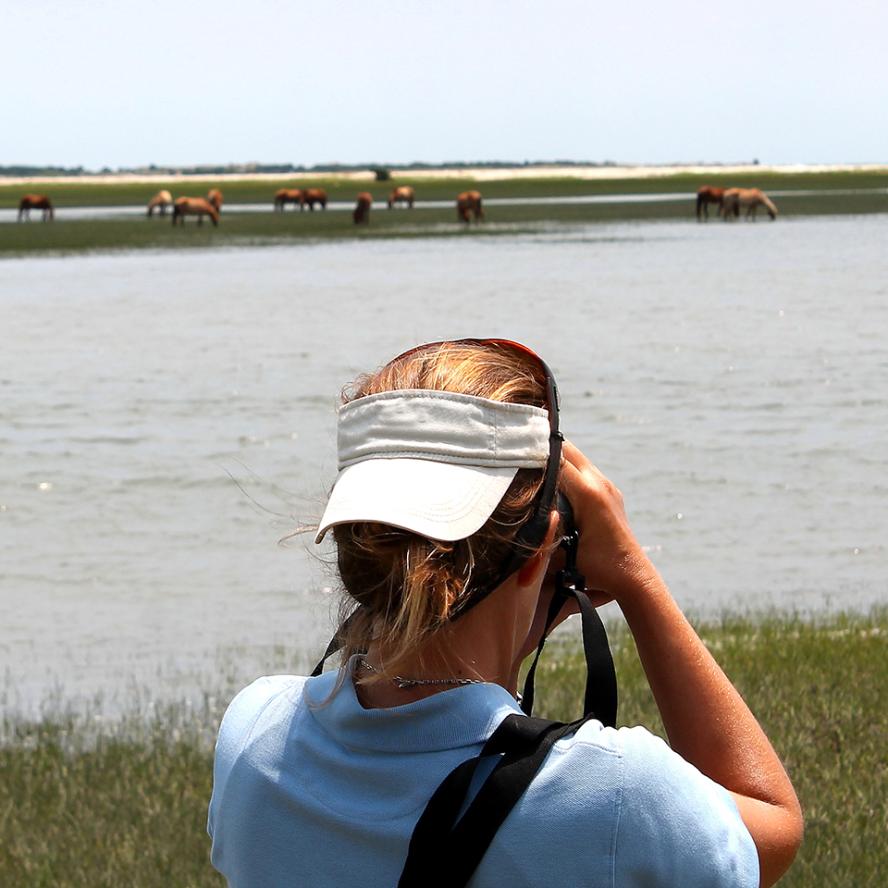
top-left (1, 193), bottom-right (698, 223)
top-left (2, 187), bottom-right (884, 223)
top-left (1, 216), bottom-right (886, 710)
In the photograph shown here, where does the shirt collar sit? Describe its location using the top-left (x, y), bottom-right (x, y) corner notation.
top-left (305, 657), bottom-right (523, 753)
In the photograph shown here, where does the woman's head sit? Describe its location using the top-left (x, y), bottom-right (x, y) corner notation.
top-left (325, 341), bottom-right (555, 679)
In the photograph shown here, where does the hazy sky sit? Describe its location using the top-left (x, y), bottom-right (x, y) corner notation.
top-left (4, 0), bottom-right (886, 168)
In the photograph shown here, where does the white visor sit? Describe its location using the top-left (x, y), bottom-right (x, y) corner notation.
top-left (315, 389), bottom-right (550, 543)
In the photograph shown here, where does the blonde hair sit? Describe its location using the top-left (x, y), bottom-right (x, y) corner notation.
top-left (331, 342), bottom-right (550, 682)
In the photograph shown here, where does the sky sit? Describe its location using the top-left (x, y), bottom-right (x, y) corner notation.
top-left (3, 0), bottom-right (887, 169)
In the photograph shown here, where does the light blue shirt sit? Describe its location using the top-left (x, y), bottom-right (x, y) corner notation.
top-left (208, 667), bottom-right (758, 887)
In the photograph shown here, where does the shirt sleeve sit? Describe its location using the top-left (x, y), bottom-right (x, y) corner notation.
top-left (614, 726), bottom-right (760, 887)
top-left (207, 675), bottom-right (298, 840)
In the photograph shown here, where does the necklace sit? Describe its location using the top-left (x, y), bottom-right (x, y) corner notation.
top-left (358, 658), bottom-right (484, 689)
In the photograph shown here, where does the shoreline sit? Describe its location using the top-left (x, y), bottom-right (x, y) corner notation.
top-left (4, 162), bottom-right (888, 188)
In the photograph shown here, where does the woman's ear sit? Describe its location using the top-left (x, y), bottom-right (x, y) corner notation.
top-left (516, 509), bottom-right (561, 588)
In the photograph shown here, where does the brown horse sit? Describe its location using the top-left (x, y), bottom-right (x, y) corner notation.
top-left (720, 188), bottom-right (741, 220)
top-left (171, 197), bottom-right (220, 227)
top-left (302, 188), bottom-right (327, 211)
top-left (207, 188), bottom-right (224, 212)
top-left (722, 188), bottom-right (778, 221)
top-left (388, 185), bottom-right (415, 209)
top-left (353, 192), bottom-right (373, 225)
top-left (147, 190), bottom-right (174, 217)
top-left (456, 190), bottom-right (483, 223)
top-left (18, 194), bottom-right (54, 222)
top-left (696, 186), bottom-right (724, 221)
top-left (274, 188), bottom-right (303, 211)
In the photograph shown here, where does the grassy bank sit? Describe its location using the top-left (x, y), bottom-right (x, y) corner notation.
top-left (2, 169), bottom-right (887, 208)
top-left (2, 184), bottom-right (887, 257)
top-left (1, 611), bottom-right (885, 886)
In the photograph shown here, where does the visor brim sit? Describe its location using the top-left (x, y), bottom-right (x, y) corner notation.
top-left (315, 458), bottom-right (518, 543)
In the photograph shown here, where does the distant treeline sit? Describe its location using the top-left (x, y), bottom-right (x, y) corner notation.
top-left (1, 160), bottom-right (624, 178)
top-left (1, 165), bottom-right (89, 177)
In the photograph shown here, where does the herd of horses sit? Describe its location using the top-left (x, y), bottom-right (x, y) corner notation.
top-left (140, 184), bottom-right (483, 226)
top-left (696, 186), bottom-right (778, 221)
top-left (16, 184), bottom-right (775, 227)
top-left (13, 185), bottom-right (481, 227)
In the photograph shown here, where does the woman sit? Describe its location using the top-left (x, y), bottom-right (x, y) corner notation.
top-left (208, 339), bottom-right (802, 887)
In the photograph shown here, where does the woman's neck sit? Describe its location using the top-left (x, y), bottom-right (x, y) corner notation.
top-left (356, 576), bottom-right (534, 709)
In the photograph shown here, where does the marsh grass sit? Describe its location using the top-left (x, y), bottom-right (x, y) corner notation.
top-left (1, 611), bottom-right (885, 886)
top-left (534, 611), bottom-right (888, 887)
top-left (1, 169), bottom-right (886, 209)
top-left (1, 170), bottom-right (886, 257)
top-left (1, 189), bottom-right (886, 258)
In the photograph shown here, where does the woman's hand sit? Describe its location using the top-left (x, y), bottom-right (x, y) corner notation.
top-left (513, 440), bottom-right (657, 668)
top-left (560, 440), bottom-right (659, 603)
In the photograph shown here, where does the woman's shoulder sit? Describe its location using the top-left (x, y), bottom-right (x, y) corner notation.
top-left (533, 722), bottom-right (759, 887)
top-left (215, 676), bottom-right (309, 764)
top-left (566, 719), bottom-right (754, 828)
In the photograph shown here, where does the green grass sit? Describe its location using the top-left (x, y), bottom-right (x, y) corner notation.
top-left (1, 611), bottom-right (884, 886)
top-left (2, 169), bottom-right (887, 209)
top-left (2, 182), bottom-right (887, 258)
top-left (534, 611), bottom-right (888, 888)
top-left (2, 168), bottom-right (887, 259)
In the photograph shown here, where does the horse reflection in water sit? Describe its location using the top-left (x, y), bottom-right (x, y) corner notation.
top-left (722, 188), bottom-right (778, 221)
top-left (388, 186), bottom-right (415, 209)
top-left (353, 192), bottom-right (373, 225)
top-left (274, 189), bottom-right (303, 211)
top-left (696, 186), bottom-right (724, 221)
top-left (171, 197), bottom-right (220, 227)
top-left (456, 190), bottom-right (483, 223)
top-left (147, 190), bottom-right (174, 217)
top-left (18, 194), bottom-right (54, 222)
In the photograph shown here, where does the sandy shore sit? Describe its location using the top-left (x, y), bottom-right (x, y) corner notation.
top-left (3, 163), bottom-right (886, 188)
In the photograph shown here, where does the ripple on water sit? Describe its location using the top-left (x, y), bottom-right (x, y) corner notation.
top-left (3, 216), bottom-right (888, 706)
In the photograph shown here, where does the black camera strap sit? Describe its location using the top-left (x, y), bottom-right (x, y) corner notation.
top-left (397, 528), bottom-right (616, 888)
top-left (519, 527), bottom-right (617, 724)
top-left (309, 535), bottom-right (617, 888)
top-left (398, 712), bottom-right (593, 888)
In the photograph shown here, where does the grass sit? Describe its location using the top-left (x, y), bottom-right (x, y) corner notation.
top-left (1, 610), bottom-right (885, 886)
top-left (2, 169), bottom-right (887, 209)
top-left (534, 611), bottom-right (888, 888)
top-left (1, 169), bottom-right (886, 257)
top-left (2, 185), bottom-right (887, 257)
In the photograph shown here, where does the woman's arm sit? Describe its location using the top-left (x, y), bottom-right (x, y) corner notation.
top-left (561, 441), bottom-right (803, 888)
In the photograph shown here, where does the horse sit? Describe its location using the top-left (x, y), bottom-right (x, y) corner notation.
top-left (696, 186), bottom-right (724, 221)
top-left (146, 190), bottom-right (174, 217)
top-left (18, 194), bottom-right (54, 222)
top-left (207, 189), bottom-right (224, 212)
top-left (274, 188), bottom-right (303, 211)
top-left (171, 197), bottom-right (220, 227)
top-left (388, 185), bottom-right (415, 209)
top-left (353, 192), bottom-right (373, 225)
top-left (720, 188), bottom-right (741, 220)
top-left (302, 188), bottom-right (327, 211)
top-left (456, 190), bottom-right (483, 223)
top-left (722, 188), bottom-right (778, 221)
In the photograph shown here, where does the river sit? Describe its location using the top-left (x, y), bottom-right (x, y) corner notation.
top-left (1, 215), bottom-right (886, 711)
